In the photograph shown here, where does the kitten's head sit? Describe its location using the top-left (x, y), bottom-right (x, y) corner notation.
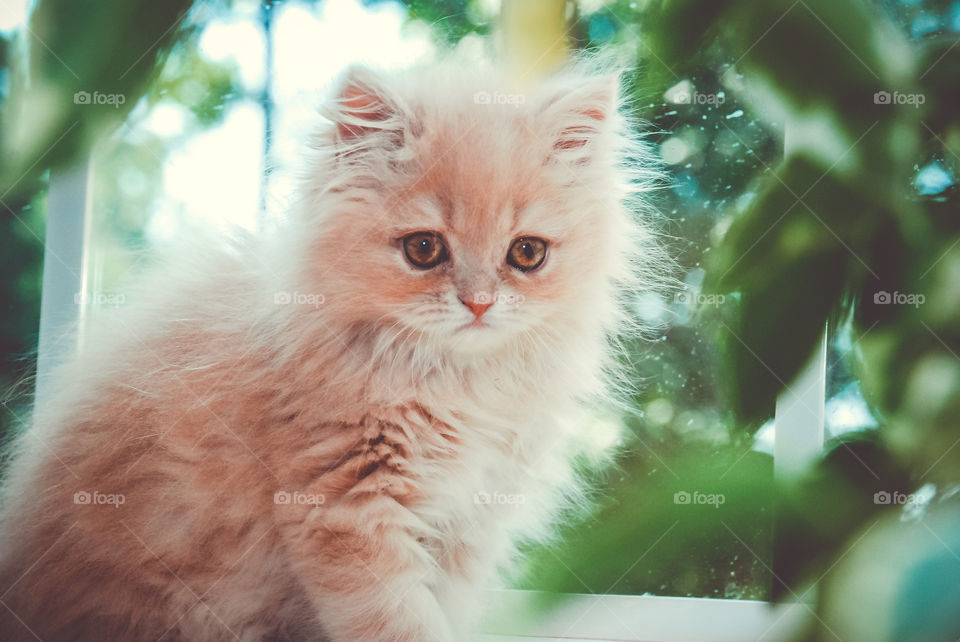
top-left (299, 64), bottom-right (657, 360)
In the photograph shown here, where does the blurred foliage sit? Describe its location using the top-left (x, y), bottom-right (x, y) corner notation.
top-left (394, 0), bottom-right (490, 44)
top-left (516, 442), bottom-right (774, 599)
top-left (0, 0), bottom-right (241, 440)
top-left (0, 181), bottom-right (45, 438)
top-left (0, 0), bottom-right (196, 201)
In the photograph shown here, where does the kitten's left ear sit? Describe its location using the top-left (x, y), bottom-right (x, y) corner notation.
top-left (540, 73), bottom-right (620, 158)
top-left (326, 66), bottom-right (412, 146)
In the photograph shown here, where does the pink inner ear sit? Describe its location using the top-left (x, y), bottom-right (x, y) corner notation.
top-left (337, 84), bottom-right (391, 140)
top-left (554, 107), bottom-right (606, 151)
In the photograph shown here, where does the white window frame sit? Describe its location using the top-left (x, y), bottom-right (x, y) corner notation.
top-left (35, 157), bottom-right (93, 411)
top-left (479, 590), bottom-right (811, 641)
top-left (37, 151), bottom-right (827, 641)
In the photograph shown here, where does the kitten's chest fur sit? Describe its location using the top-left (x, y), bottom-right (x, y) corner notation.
top-left (273, 384), bottom-right (571, 529)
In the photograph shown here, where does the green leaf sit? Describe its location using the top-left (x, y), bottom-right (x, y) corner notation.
top-left (706, 155), bottom-right (886, 421)
top-left (0, 0), bottom-right (195, 199)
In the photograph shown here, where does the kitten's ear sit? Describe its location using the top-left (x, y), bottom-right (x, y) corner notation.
top-left (327, 66), bottom-right (410, 144)
top-left (540, 73), bottom-right (619, 158)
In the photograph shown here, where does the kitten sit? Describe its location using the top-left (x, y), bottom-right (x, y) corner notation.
top-left (0, 62), bottom-right (662, 641)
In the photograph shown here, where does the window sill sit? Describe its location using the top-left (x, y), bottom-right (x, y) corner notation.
top-left (480, 589), bottom-right (809, 641)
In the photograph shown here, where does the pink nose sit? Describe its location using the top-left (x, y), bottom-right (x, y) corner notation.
top-left (460, 298), bottom-right (493, 319)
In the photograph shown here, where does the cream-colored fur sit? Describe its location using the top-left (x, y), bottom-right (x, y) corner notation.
top-left (0, 61), bottom-right (664, 641)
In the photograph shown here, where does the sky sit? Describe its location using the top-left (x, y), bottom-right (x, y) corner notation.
top-left (0, 0), bottom-right (28, 33)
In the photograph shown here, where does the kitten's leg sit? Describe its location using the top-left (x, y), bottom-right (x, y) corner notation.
top-left (277, 497), bottom-right (454, 642)
top-left (432, 526), bottom-right (512, 640)
top-left (435, 574), bottom-right (485, 641)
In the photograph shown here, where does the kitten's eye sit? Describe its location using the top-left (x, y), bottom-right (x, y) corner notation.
top-left (402, 232), bottom-right (449, 269)
top-left (507, 237), bottom-right (547, 272)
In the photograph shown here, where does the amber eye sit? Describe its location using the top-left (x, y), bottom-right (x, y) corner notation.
top-left (507, 237), bottom-right (547, 272)
top-left (402, 232), bottom-right (449, 269)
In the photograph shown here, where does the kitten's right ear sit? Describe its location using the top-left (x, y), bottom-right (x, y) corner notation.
top-left (327, 66), bottom-right (409, 145)
top-left (539, 73), bottom-right (619, 162)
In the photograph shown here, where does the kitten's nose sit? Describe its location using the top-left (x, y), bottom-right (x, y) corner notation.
top-left (459, 297), bottom-right (493, 319)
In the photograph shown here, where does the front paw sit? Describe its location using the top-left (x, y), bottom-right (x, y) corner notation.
top-left (321, 584), bottom-right (456, 642)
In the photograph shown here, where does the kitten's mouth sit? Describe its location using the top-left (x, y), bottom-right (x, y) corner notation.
top-left (459, 319), bottom-right (489, 331)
